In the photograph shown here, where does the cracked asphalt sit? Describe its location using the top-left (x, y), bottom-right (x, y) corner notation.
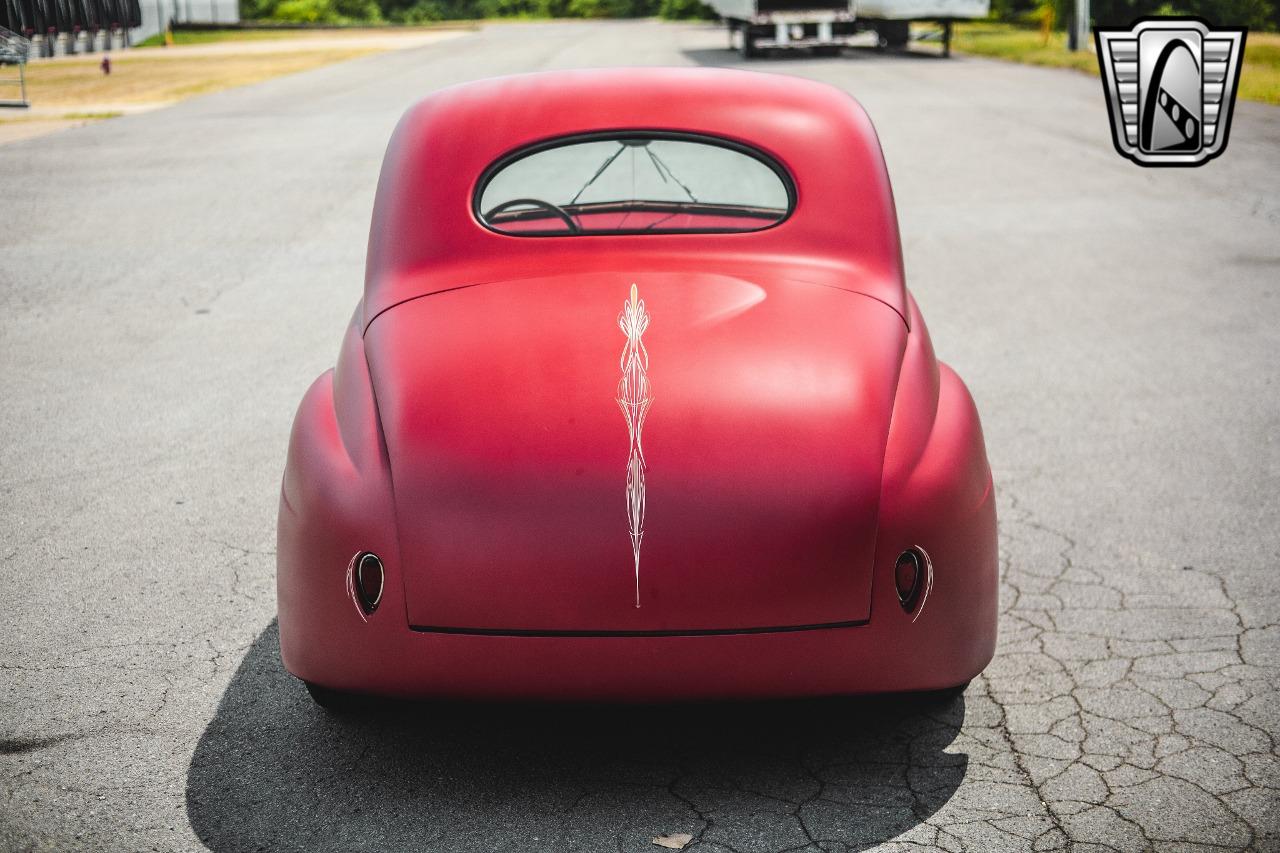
top-left (2, 19), bottom-right (1279, 853)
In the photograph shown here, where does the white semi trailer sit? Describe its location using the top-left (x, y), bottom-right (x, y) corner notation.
top-left (706, 0), bottom-right (988, 57)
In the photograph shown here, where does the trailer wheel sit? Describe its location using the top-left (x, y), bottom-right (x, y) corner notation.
top-left (876, 20), bottom-right (910, 50)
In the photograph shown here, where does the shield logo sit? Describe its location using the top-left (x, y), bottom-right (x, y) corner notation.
top-left (1095, 18), bottom-right (1247, 167)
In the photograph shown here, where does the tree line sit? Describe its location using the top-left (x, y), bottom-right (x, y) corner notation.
top-left (240, 0), bottom-right (1275, 38)
top-left (239, 0), bottom-right (713, 26)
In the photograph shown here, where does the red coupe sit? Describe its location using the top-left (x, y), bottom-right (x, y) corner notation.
top-left (277, 68), bottom-right (997, 707)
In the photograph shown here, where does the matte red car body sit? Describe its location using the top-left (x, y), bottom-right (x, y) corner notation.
top-left (277, 68), bottom-right (997, 700)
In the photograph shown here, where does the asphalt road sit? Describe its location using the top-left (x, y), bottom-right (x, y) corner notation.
top-left (2, 20), bottom-right (1279, 853)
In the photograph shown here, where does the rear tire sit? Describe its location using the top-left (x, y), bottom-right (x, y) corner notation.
top-left (876, 20), bottom-right (910, 50)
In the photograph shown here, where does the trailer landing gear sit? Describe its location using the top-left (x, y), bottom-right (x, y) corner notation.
top-left (908, 19), bottom-right (955, 57)
top-left (730, 22), bottom-right (758, 59)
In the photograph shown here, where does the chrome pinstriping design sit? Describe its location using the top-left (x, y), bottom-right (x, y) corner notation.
top-left (616, 284), bottom-right (653, 608)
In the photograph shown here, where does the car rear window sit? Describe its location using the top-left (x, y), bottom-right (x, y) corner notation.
top-left (475, 134), bottom-right (794, 236)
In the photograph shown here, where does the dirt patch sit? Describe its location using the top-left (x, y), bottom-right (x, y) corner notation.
top-left (0, 28), bottom-right (467, 143)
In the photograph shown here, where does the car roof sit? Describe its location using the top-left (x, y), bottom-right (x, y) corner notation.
top-left (363, 67), bottom-right (905, 329)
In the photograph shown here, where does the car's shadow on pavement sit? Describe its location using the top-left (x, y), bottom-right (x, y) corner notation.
top-left (186, 621), bottom-right (968, 852)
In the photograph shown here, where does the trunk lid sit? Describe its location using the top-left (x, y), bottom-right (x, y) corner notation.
top-left (365, 272), bottom-right (905, 633)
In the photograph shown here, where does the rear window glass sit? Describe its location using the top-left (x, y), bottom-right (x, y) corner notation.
top-left (476, 134), bottom-right (793, 236)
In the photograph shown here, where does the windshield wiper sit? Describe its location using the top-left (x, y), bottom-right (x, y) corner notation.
top-left (568, 143), bottom-right (628, 206)
top-left (643, 146), bottom-right (699, 204)
top-left (563, 200), bottom-right (781, 216)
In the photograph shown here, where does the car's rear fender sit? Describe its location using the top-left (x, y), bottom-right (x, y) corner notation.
top-left (277, 308), bottom-right (407, 683)
top-left (870, 293), bottom-right (998, 683)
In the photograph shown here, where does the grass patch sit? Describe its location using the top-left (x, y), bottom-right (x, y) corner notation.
top-left (134, 24), bottom-right (460, 47)
top-left (1241, 37), bottom-right (1280, 104)
top-left (949, 21), bottom-right (1280, 106)
top-left (135, 29), bottom-right (310, 47)
top-left (14, 47), bottom-right (378, 108)
top-left (948, 22), bottom-right (1099, 73)
top-left (59, 110), bottom-right (125, 119)
top-left (0, 111), bottom-right (121, 125)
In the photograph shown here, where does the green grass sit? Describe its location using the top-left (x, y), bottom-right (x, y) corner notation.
top-left (950, 21), bottom-right (1280, 106)
top-left (134, 28), bottom-right (338, 47)
top-left (1242, 38), bottom-right (1280, 104)
top-left (135, 23), bottom-right (462, 47)
top-left (137, 29), bottom-right (302, 47)
top-left (59, 110), bottom-right (125, 119)
top-left (0, 110), bottom-right (122, 125)
top-left (948, 22), bottom-right (1099, 73)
